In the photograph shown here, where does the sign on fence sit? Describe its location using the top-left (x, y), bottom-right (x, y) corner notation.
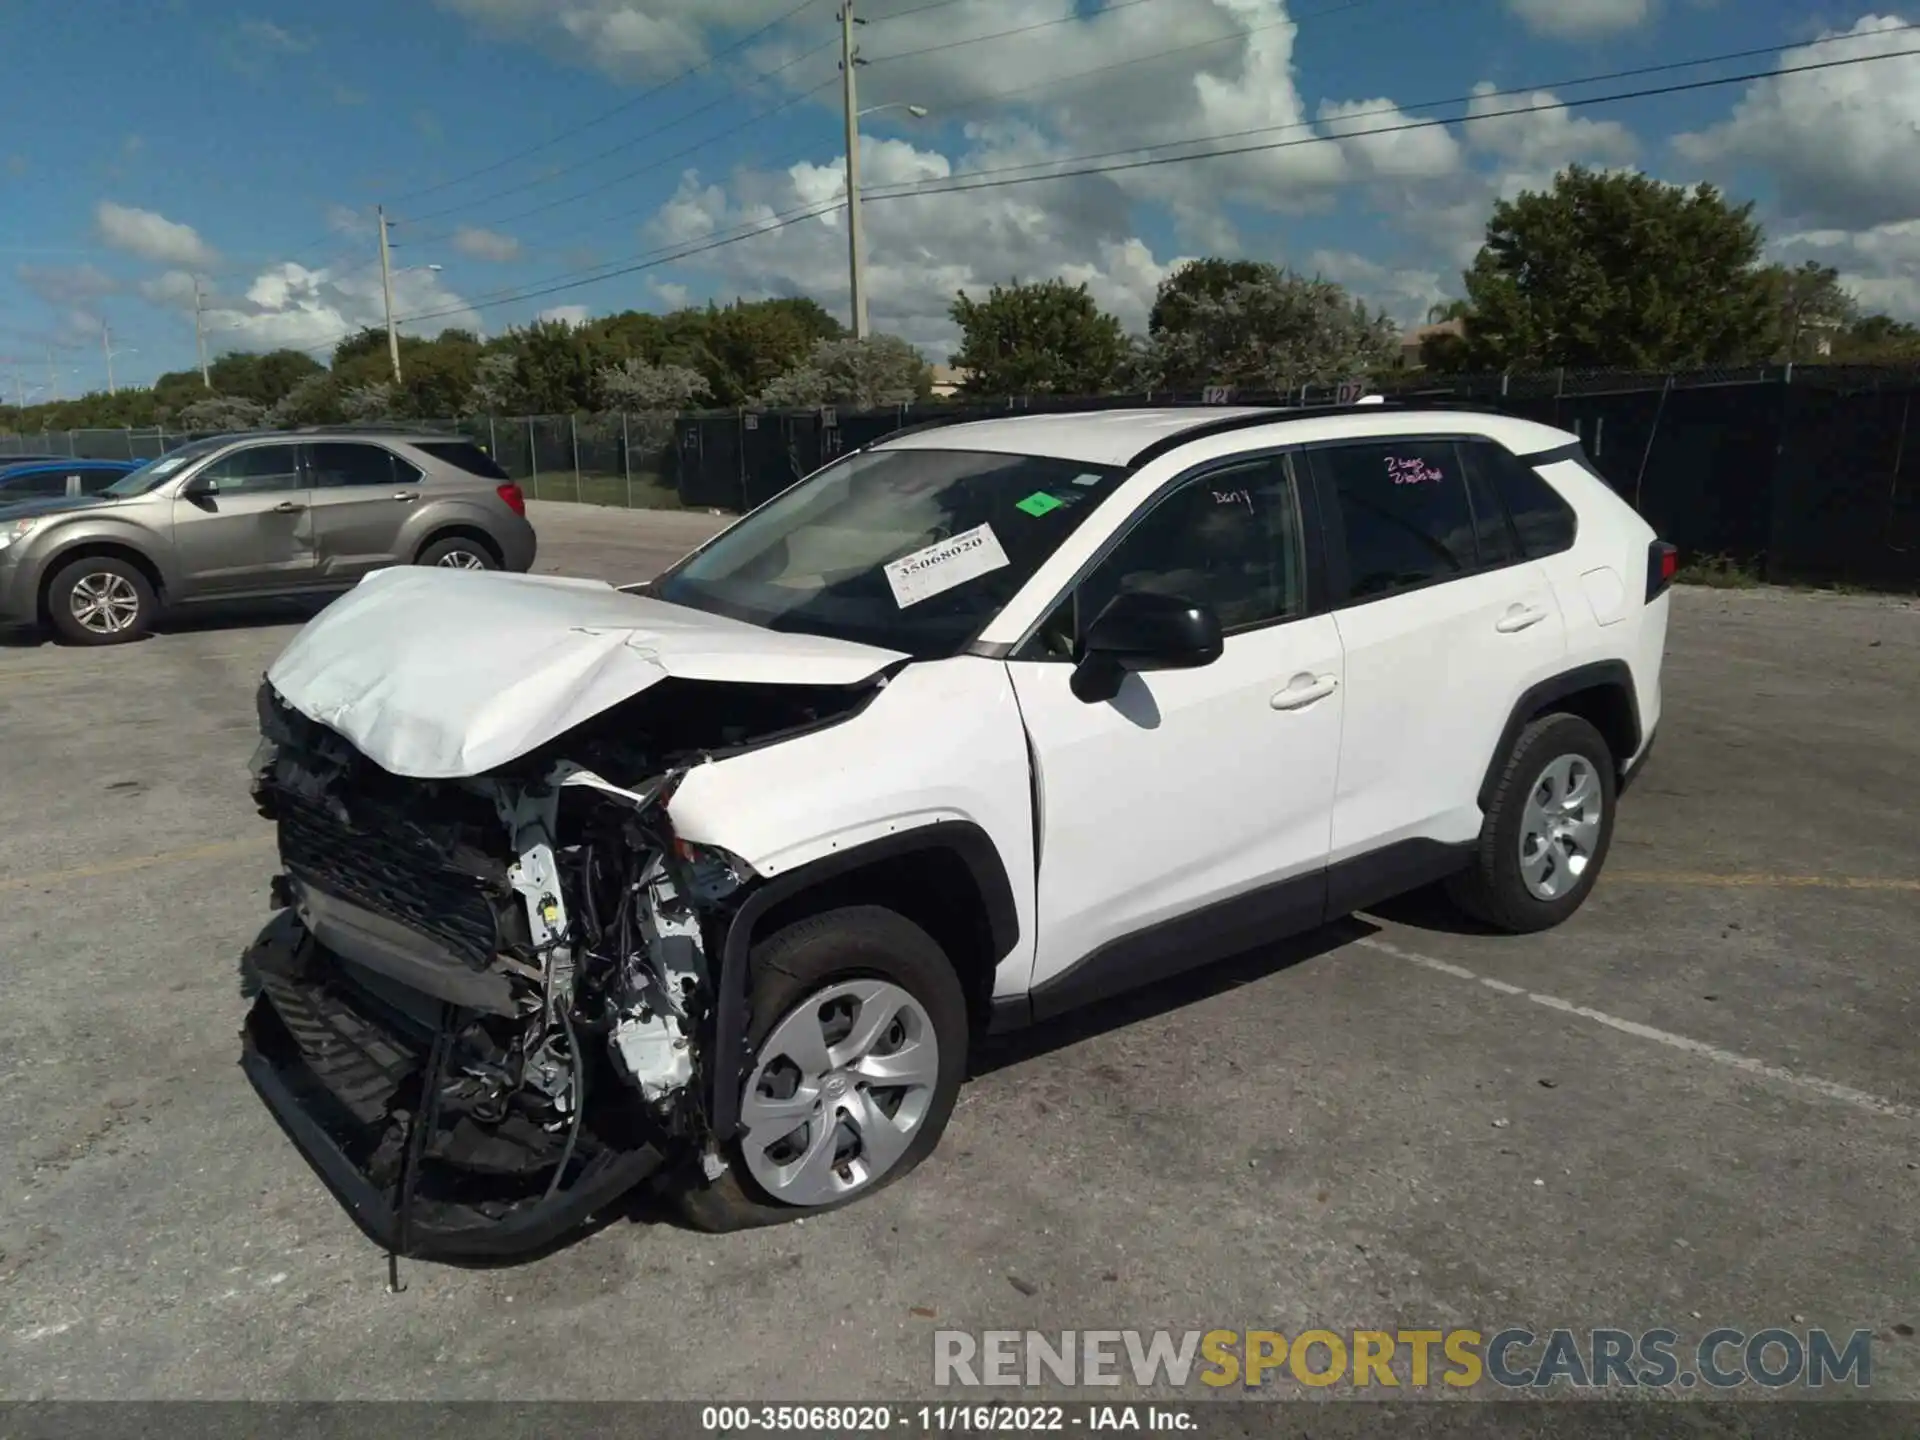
top-left (1202, 386), bottom-right (1233, 405)
top-left (1336, 379), bottom-right (1369, 404)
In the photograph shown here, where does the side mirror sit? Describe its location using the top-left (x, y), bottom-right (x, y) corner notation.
top-left (1070, 589), bottom-right (1224, 703)
top-left (183, 475), bottom-right (219, 500)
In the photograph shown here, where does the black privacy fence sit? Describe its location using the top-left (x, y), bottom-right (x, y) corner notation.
top-left (6, 364), bottom-right (1918, 589)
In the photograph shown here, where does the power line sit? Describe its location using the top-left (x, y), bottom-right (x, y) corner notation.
top-left (418, 0), bottom-right (1402, 256)
top-left (863, 0), bottom-right (1175, 65)
top-left (306, 39), bottom-right (1920, 351)
top-left (868, 16), bottom-right (1920, 192)
top-left (864, 42), bottom-right (1920, 201)
top-left (385, 0), bottom-right (826, 207)
top-left (401, 37), bottom-right (840, 227)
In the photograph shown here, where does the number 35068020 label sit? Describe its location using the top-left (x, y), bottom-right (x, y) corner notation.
top-left (884, 524), bottom-right (1010, 608)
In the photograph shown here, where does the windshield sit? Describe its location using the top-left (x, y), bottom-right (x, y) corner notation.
top-left (102, 439), bottom-right (227, 496)
top-left (653, 447), bottom-right (1127, 658)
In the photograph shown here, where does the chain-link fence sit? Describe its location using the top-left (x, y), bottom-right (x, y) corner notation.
top-left (7, 365), bottom-right (1920, 588)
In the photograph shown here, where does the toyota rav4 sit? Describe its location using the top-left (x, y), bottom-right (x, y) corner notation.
top-left (241, 403), bottom-right (1673, 1259)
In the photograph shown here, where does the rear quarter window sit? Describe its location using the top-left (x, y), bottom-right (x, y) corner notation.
top-left (415, 441), bottom-right (509, 480)
top-left (1464, 440), bottom-right (1578, 559)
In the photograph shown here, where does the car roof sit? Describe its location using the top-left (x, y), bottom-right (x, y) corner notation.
top-left (872, 403), bottom-right (1574, 468)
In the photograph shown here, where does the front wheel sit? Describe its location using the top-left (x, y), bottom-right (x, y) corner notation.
top-left (1448, 712), bottom-right (1618, 933)
top-left (46, 555), bottom-right (157, 646)
top-left (674, 906), bottom-right (968, 1232)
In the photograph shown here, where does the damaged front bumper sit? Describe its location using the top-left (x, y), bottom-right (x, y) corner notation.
top-left (242, 681), bottom-right (775, 1261)
top-left (241, 912), bottom-right (668, 1261)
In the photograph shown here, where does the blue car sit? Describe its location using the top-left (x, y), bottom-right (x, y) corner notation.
top-left (0, 458), bottom-right (142, 501)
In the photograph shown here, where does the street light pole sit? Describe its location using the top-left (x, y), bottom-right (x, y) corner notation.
top-left (103, 322), bottom-right (116, 397)
top-left (378, 204), bottom-right (402, 385)
top-left (193, 277), bottom-right (211, 388)
top-left (839, 2), bottom-right (868, 340)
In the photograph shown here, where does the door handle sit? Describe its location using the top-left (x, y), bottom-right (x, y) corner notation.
top-left (272, 501), bottom-right (305, 514)
top-left (1271, 674), bottom-right (1339, 710)
top-left (1495, 604), bottom-right (1548, 634)
top-left (392, 491), bottom-right (419, 502)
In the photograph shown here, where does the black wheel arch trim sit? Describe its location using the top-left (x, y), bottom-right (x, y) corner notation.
top-left (1479, 660), bottom-right (1642, 812)
top-left (706, 819), bottom-right (1019, 1142)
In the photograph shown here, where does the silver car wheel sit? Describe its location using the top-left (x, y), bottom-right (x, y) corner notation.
top-left (434, 548), bottom-right (488, 569)
top-left (739, 978), bottom-right (940, 1208)
top-left (69, 572), bottom-right (142, 635)
top-left (1518, 752), bottom-right (1604, 900)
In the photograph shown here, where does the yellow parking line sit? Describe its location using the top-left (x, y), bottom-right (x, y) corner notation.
top-left (1611, 871), bottom-right (1920, 892)
top-left (0, 836), bottom-right (276, 893)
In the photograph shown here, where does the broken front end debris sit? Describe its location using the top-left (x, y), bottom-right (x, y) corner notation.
top-left (240, 681), bottom-right (795, 1260)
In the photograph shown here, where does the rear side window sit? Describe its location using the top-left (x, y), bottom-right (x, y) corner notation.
top-left (1465, 440), bottom-right (1578, 558)
top-left (1313, 439), bottom-right (1477, 602)
top-left (308, 442), bottom-right (402, 488)
top-left (415, 440), bottom-right (509, 480)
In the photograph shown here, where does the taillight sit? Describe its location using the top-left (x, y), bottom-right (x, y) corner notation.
top-left (497, 482), bottom-right (526, 517)
top-left (1647, 540), bottom-right (1677, 601)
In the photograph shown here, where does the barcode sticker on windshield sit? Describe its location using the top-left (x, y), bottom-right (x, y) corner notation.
top-left (884, 523), bottom-right (1011, 609)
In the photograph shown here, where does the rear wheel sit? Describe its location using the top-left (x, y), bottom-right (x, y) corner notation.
top-left (1448, 712), bottom-right (1617, 933)
top-left (46, 556), bottom-right (156, 646)
top-left (674, 905), bottom-right (968, 1232)
top-left (417, 536), bottom-right (498, 570)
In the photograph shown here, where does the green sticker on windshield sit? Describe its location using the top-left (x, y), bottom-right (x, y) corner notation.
top-left (1016, 491), bottom-right (1066, 517)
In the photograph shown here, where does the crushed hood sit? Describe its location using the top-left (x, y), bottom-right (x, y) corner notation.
top-left (265, 567), bottom-right (907, 779)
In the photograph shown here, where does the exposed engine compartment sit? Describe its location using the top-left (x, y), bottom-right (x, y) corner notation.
top-left (241, 671), bottom-right (885, 1257)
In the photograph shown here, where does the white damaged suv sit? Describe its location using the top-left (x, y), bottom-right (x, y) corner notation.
top-left (242, 403), bottom-right (1673, 1257)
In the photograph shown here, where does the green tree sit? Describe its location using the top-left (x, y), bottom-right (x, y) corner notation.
top-left (1459, 166), bottom-right (1775, 370)
top-left (1757, 261), bottom-right (1858, 363)
top-left (948, 279), bottom-right (1130, 395)
top-left (1147, 259), bottom-right (1274, 340)
top-left (177, 395), bottom-right (268, 432)
top-left (758, 335), bottom-right (928, 409)
top-left (269, 373), bottom-right (344, 427)
top-left (1145, 262), bottom-right (1400, 392)
top-left (1834, 313), bottom-right (1920, 362)
top-left (510, 318), bottom-right (614, 412)
top-left (206, 349), bottom-right (324, 407)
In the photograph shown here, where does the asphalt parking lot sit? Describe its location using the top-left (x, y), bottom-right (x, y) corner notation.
top-left (0, 499), bottom-right (1915, 1402)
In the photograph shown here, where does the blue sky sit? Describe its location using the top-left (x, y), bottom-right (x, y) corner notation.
top-left (2, 0), bottom-right (1916, 399)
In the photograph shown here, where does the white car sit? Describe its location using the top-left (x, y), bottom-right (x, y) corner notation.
top-left (241, 403), bottom-right (1672, 1257)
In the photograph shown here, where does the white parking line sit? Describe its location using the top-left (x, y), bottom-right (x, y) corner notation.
top-left (1357, 935), bottom-right (1918, 1122)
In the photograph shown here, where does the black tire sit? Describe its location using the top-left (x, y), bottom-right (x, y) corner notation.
top-left (416, 535), bottom-right (499, 570)
top-left (45, 555), bottom-right (157, 646)
top-left (673, 905), bottom-right (968, 1233)
top-left (1448, 712), bottom-right (1618, 933)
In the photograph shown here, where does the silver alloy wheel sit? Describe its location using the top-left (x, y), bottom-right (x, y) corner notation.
top-left (434, 548), bottom-right (488, 569)
top-left (739, 978), bottom-right (940, 1207)
top-left (69, 571), bottom-right (142, 635)
top-left (1518, 752), bottom-right (1604, 900)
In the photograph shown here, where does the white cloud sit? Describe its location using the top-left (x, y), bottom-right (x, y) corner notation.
top-left (537, 304), bottom-right (592, 326)
top-left (172, 261), bottom-right (482, 354)
top-left (644, 131), bottom-right (1180, 355)
top-left (1319, 99), bottom-right (1462, 180)
top-left (1505, 0), bottom-right (1652, 39)
top-left (452, 225), bottom-right (523, 262)
top-left (1674, 17), bottom-right (1920, 231)
top-left (18, 263), bottom-right (121, 306)
top-left (1304, 248), bottom-right (1448, 326)
top-left (237, 18), bottom-right (311, 53)
top-left (326, 203), bottom-right (369, 236)
top-left (1774, 221), bottom-right (1920, 320)
top-left (95, 201), bottom-right (218, 267)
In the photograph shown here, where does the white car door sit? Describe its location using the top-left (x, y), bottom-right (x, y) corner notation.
top-left (1005, 453), bottom-right (1344, 1016)
top-left (1303, 435), bottom-right (1568, 884)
